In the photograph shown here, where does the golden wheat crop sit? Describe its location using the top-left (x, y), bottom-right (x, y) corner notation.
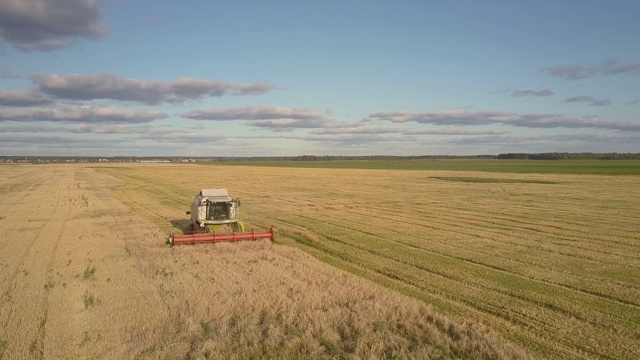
top-left (0, 163), bottom-right (531, 359)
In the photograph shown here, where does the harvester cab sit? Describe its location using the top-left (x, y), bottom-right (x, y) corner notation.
top-left (186, 189), bottom-right (244, 233)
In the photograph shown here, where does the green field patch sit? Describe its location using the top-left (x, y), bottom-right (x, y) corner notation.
top-left (430, 176), bottom-right (557, 184)
top-left (199, 159), bottom-right (640, 175)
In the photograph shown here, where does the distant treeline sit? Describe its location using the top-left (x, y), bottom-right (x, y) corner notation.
top-left (280, 155), bottom-right (496, 161)
top-left (2, 153), bottom-right (640, 163)
top-left (496, 152), bottom-right (640, 160)
top-left (219, 153), bottom-right (640, 161)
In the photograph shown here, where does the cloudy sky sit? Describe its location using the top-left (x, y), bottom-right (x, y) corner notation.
top-left (1, 0), bottom-right (639, 156)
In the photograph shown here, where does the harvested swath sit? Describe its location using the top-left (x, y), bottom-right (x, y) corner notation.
top-left (430, 176), bottom-right (557, 184)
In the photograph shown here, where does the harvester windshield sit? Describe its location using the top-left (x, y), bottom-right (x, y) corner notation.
top-left (207, 202), bottom-right (230, 220)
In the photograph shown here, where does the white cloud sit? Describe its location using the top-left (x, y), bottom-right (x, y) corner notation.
top-left (510, 89), bottom-right (554, 97)
top-left (368, 110), bottom-right (513, 125)
top-left (565, 95), bottom-right (611, 106)
top-left (32, 74), bottom-right (275, 104)
top-left (368, 110), bottom-right (639, 132)
top-left (0, 0), bottom-right (107, 51)
top-left (310, 125), bottom-right (404, 135)
top-left (543, 59), bottom-right (640, 80)
top-left (0, 89), bottom-right (52, 106)
top-left (182, 106), bottom-right (334, 130)
top-left (0, 106), bottom-right (167, 123)
top-left (182, 106), bottom-right (324, 121)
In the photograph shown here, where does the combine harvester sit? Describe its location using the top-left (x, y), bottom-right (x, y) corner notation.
top-left (167, 189), bottom-right (274, 246)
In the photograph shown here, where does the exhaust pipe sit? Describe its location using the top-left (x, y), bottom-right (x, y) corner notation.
top-left (167, 227), bottom-right (274, 246)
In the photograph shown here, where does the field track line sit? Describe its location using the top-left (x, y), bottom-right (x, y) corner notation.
top-left (336, 205), bottom-right (640, 264)
top-left (0, 167), bottom-right (72, 358)
top-left (0, 169), bottom-right (59, 304)
top-left (272, 217), bottom-right (592, 360)
top-left (289, 209), bottom-right (640, 307)
top-left (37, 169), bottom-right (79, 358)
top-left (273, 216), bottom-right (629, 360)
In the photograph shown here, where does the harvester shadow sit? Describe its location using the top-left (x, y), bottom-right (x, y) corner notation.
top-left (169, 219), bottom-right (192, 235)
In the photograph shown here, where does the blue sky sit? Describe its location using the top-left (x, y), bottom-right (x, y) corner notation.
top-left (1, 0), bottom-right (639, 156)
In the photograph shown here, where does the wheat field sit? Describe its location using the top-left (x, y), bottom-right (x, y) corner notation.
top-left (0, 163), bottom-right (531, 359)
top-left (95, 163), bottom-right (639, 360)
